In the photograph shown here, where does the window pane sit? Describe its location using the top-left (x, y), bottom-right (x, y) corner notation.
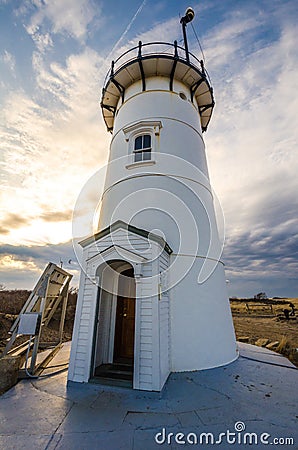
top-left (143, 150), bottom-right (151, 160)
top-left (143, 134), bottom-right (151, 149)
top-left (135, 136), bottom-right (142, 150)
top-left (134, 151), bottom-right (142, 162)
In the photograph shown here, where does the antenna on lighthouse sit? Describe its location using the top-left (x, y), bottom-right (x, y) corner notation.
top-left (180, 6), bottom-right (195, 63)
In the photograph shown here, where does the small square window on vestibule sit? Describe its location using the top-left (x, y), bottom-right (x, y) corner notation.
top-left (134, 134), bottom-right (152, 162)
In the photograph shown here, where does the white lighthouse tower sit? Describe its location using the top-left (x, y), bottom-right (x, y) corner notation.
top-left (68, 9), bottom-right (238, 391)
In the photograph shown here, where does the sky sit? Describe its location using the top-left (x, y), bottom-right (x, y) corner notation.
top-left (0, 0), bottom-right (297, 297)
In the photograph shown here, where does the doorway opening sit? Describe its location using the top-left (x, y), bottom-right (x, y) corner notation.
top-left (92, 263), bottom-right (136, 386)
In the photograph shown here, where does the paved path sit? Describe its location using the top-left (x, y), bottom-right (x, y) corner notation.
top-left (0, 342), bottom-right (297, 449)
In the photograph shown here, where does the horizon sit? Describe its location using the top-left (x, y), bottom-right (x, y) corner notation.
top-left (1, 284), bottom-right (296, 301)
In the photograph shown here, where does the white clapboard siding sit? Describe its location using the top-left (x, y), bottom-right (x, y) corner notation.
top-left (86, 229), bottom-right (150, 261)
top-left (72, 275), bottom-right (96, 380)
top-left (158, 249), bottom-right (171, 387)
top-left (69, 224), bottom-right (171, 391)
top-left (138, 269), bottom-right (153, 389)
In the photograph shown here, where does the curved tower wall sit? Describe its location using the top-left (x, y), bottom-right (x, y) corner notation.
top-left (98, 71), bottom-right (237, 371)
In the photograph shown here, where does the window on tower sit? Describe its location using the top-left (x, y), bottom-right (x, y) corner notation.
top-left (123, 120), bottom-right (162, 169)
top-left (133, 134), bottom-right (152, 162)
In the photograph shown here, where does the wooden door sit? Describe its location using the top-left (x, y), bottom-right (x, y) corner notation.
top-left (114, 296), bottom-right (135, 360)
top-left (113, 268), bottom-right (135, 361)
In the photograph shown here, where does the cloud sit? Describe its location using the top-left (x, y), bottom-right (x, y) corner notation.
top-left (0, 255), bottom-right (38, 272)
top-left (0, 240), bottom-right (75, 265)
top-left (0, 47), bottom-right (110, 246)
top-left (0, 240), bottom-right (80, 289)
top-left (0, 210), bottom-right (73, 240)
top-left (224, 232), bottom-right (298, 298)
top-left (39, 210), bottom-right (73, 222)
top-left (30, 32), bottom-right (53, 54)
top-left (0, 213), bottom-right (31, 236)
top-left (25, 0), bottom-right (100, 42)
top-left (32, 47), bottom-right (107, 117)
top-left (104, 15), bottom-right (181, 65)
top-left (1, 50), bottom-right (16, 75)
top-left (201, 2), bottom-right (298, 296)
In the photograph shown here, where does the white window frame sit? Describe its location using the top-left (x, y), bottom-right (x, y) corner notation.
top-left (133, 134), bottom-right (152, 163)
top-left (123, 121), bottom-right (162, 169)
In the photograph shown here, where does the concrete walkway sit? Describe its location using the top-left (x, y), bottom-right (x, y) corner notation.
top-left (0, 342), bottom-right (297, 449)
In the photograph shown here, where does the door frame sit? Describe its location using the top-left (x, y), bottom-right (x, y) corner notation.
top-left (92, 260), bottom-right (136, 376)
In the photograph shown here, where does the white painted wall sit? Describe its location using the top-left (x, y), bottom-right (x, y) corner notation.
top-left (98, 75), bottom-right (238, 374)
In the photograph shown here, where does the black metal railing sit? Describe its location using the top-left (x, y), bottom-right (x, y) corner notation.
top-left (104, 41), bottom-right (211, 86)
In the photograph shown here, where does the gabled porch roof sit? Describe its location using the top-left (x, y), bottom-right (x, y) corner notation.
top-left (79, 220), bottom-right (172, 255)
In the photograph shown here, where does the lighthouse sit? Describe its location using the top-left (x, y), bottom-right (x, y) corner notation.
top-left (68, 8), bottom-right (238, 391)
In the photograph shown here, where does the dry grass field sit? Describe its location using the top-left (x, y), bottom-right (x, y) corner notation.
top-left (230, 297), bottom-right (298, 366)
top-left (1, 290), bottom-right (297, 366)
top-left (0, 289), bottom-right (77, 352)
